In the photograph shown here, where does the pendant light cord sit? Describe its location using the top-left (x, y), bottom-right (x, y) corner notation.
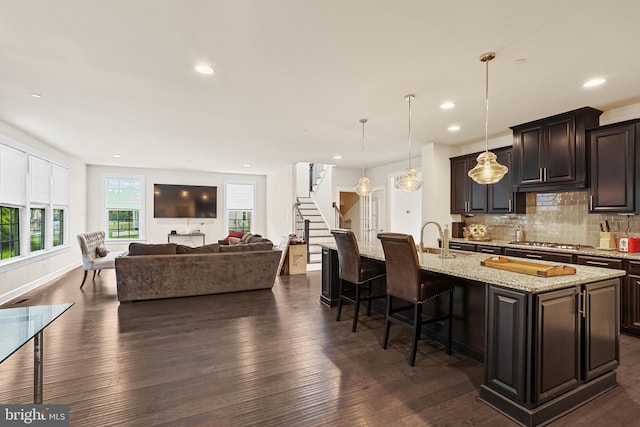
top-left (361, 119), bottom-right (366, 176)
top-left (407, 95), bottom-right (413, 169)
top-left (485, 57), bottom-right (490, 153)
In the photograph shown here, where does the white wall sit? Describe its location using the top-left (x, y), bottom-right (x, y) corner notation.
top-left (294, 162), bottom-right (309, 198)
top-left (86, 166), bottom-right (267, 251)
top-left (0, 121), bottom-right (86, 303)
top-left (266, 164), bottom-right (295, 242)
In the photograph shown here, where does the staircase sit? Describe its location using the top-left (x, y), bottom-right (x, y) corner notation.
top-left (295, 197), bottom-right (333, 266)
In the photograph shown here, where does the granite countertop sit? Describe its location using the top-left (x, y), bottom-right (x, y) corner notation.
top-left (449, 238), bottom-right (640, 260)
top-left (323, 241), bottom-right (626, 294)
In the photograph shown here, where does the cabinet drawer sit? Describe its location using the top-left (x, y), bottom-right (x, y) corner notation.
top-left (477, 245), bottom-right (504, 255)
top-left (449, 242), bottom-right (476, 252)
top-left (628, 260), bottom-right (640, 275)
top-left (505, 248), bottom-right (574, 263)
top-left (576, 255), bottom-right (623, 270)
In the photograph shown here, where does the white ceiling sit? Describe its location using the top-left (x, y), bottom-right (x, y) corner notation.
top-left (1, 0), bottom-right (639, 175)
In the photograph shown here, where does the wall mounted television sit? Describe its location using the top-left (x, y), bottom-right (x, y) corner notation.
top-left (153, 184), bottom-right (217, 218)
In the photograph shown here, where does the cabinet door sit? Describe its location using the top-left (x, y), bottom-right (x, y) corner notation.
top-left (485, 285), bottom-right (528, 403)
top-left (583, 279), bottom-right (619, 381)
top-left (623, 272), bottom-right (640, 336)
top-left (516, 126), bottom-right (544, 186)
top-left (588, 123), bottom-right (636, 213)
top-left (545, 117), bottom-right (576, 183)
top-left (487, 148), bottom-right (525, 214)
top-left (449, 242), bottom-right (476, 252)
top-left (535, 287), bottom-right (581, 404)
top-left (450, 156), bottom-right (469, 214)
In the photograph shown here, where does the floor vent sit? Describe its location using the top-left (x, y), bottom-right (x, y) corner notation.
top-left (13, 299), bottom-right (28, 304)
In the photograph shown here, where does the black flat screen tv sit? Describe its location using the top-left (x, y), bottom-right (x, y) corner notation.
top-left (153, 184), bottom-right (217, 218)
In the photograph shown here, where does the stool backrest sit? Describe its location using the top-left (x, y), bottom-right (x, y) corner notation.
top-left (331, 229), bottom-right (362, 284)
top-left (377, 232), bottom-right (421, 303)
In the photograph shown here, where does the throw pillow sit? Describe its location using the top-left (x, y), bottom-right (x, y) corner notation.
top-left (95, 244), bottom-right (109, 257)
top-left (222, 230), bottom-right (245, 244)
top-left (228, 237), bottom-right (242, 245)
top-left (176, 243), bottom-right (220, 254)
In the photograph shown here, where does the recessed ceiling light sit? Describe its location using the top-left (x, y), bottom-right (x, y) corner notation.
top-left (112, 154), bottom-right (123, 159)
top-left (31, 93), bottom-right (42, 98)
top-left (333, 155), bottom-right (342, 160)
top-left (195, 64), bottom-right (214, 75)
top-left (448, 125), bottom-right (461, 132)
top-left (440, 101), bottom-right (455, 109)
top-left (583, 78), bottom-right (605, 88)
top-left (243, 164), bottom-right (251, 168)
top-left (515, 58), bottom-right (526, 65)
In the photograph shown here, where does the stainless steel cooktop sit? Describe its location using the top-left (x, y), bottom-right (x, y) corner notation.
top-left (508, 241), bottom-right (594, 250)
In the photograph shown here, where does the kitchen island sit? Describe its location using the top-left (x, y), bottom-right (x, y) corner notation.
top-left (321, 242), bottom-right (626, 427)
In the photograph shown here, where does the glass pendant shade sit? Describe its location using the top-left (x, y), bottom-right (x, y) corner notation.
top-left (355, 177), bottom-right (373, 196)
top-left (397, 94), bottom-right (422, 192)
top-left (468, 52), bottom-right (508, 185)
top-left (354, 118), bottom-right (373, 196)
top-left (467, 151), bottom-right (508, 184)
top-left (397, 168), bottom-right (423, 192)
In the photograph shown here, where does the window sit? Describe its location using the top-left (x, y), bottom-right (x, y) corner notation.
top-left (0, 206), bottom-right (20, 260)
top-left (225, 182), bottom-right (255, 234)
top-left (0, 141), bottom-right (69, 266)
top-left (30, 208), bottom-right (45, 251)
top-left (104, 176), bottom-right (144, 240)
top-left (53, 209), bottom-right (64, 247)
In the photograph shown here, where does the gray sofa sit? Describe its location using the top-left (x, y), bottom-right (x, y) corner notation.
top-left (115, 238), bottom-right (281, 302)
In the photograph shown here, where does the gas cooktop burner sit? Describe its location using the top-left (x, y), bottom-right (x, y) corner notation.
top-left (509, 241), bottom-right (594, 250)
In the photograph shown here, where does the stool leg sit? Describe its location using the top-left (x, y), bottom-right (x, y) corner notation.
top-left (336, 279), bottom-right (344, 321)
top-left (382, 295), bottom-right (392, 349)
top-left (410, 303), bottom-right (422, 367)
top-left (366, 283), bottom-right (373, 316)
top-left (352, 284), bottom-right (361, 332)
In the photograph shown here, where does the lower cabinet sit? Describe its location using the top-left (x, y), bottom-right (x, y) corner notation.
top-left (482, 279), bottom-right (619, 424)
top-left (504, 248), bottom-right (573, 263)
top-left (623, 260), bottom-right (640, 336)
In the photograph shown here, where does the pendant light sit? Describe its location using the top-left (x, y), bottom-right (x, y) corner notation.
top-left (468, 52), bottom-right (508, 184)
top-left (354, 118), bottom-right (373, 196)
top-left (397, 94), bottom-right (423, 192)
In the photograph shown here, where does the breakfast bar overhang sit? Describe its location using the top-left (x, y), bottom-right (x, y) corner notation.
top-left (321, 242), bottom-right (626, 427)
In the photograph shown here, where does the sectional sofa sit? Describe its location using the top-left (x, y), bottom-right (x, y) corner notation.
top-left (115, 236), bottom-right (282, 302)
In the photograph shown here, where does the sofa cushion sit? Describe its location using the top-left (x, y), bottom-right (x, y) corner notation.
top-left (176, 243), bottom-right (220, 254)
top-left (128, 243), bottom-right (178, 256)
top-left (228, 237), bottom-right (242, 245)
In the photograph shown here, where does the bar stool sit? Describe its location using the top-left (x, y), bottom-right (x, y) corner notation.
top-left (331, 229), bottom-right (386, 332)
top-left (377, 232), bottom-right (455, 366)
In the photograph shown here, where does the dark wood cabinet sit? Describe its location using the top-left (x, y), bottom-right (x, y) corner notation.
top-left (588, 120), bottom-right (640, 213)
top-left (511, 107), bottom-right (602, 192)
top-left (450, 147), bottom-right (524, 214)
top-left (448, 242), bottom-right (477, 252)
top-left (450, 155), bottom-right (486, 214)
top-left (482, 279), bottom-right (619, 425)
top-left (485, 285), bottom-right (528, 403)
top-left (623, 260), bottom-right (640, 336)
top-left (476, 245), bottom-right (503, 255)
top-left (504, 248), bottom-right (574, 264)
top-left (321, 247), bottom-right (339, 307)
top-left (535, 287), bottom-right (581, 404)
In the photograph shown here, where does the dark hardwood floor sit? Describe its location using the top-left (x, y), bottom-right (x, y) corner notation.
top-left (2, 268), bottom-right (640, 426)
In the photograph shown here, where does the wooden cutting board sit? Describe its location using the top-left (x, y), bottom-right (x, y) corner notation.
top-left (481, 256), bottom-right (576, 277)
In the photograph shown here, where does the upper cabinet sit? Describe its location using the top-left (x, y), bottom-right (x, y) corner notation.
top-left (588, 120), bottom-right (640, 213)
top-left (511, 107), bottom-right (602, 192)
top-left (450, 147), bottom-right (525, 214)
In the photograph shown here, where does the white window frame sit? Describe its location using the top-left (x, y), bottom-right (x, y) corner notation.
top-left (224, 180), bottom-right (256, 235)
top-left (0, 136), bottom-right (70, 270)
top-left (101, 174), bottom-right (145, 242)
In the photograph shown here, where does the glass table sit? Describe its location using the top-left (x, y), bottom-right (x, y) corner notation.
top-left (0, 303), bottom-right (74, 403)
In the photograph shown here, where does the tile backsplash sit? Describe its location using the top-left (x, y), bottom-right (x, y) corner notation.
top-left (463, 191), bottom-right (640, 247)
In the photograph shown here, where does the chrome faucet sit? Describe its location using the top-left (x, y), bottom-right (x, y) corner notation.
top-left (419, 221), bottom-right (451, 258)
